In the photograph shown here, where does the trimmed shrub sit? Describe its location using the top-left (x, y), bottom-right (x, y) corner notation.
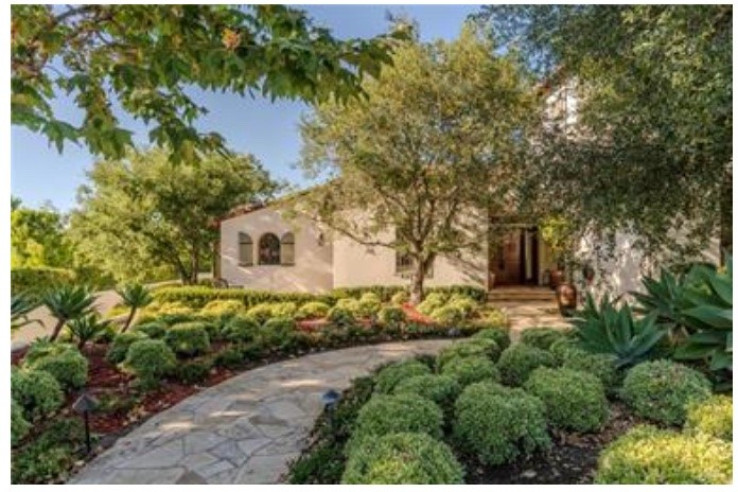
top-left (123, 339), bottom-right (177, 389)
top-left (393, 374), bottom-right (461, 414)
top-left (11, 368), bottom-right (64, 420)
top-left (271, 301), bottom-right (298, 318)
top-left (441, 355), bottom-right (500, 387)
top-left (482, 308), bottom-right (509, 328)
top-left (685, 395), bottom-right (732, 441)
top-left (378, 306), bottom-right (407, 326)
top-left (106, 331), bottom-right (148, 364)
top-left (221, 315), bottom-right (260, 344)
top-left (454, 381), bottom-right (550, 466)
top-left (260, 316), bottom-right (299, 350)
top-left (525, 367), bottom-right (608, 432)
top-left (295, 301), bottom-right (331, 320)
top-left (472, 326), bottom-right (511, 350)
top-left (327, 306), bottom-right (356, 327)
top-left (429, 285), bottom-right (487, 303)
top-left (174, 360), bottom-right (212, 385)
top-left (374, 359), bottom-right (432, 394)
top-left (621, 360), bottom-right (712, 426)
top-left (152, 301), bottom-right (195, 318)
top-left (520, 327), bottom-right (568, 350)
top-left (134, 320), bottom-right (168, 339)
top-left (335, 298), bottom-right (361, 315)
top-left (356, 293), bottom-right (382, 318)
top-left (23, 339), bottom-right (72, 365)
top-left (390, 290), bottom-right (410, 305)
top-left (595, 425), bottom-right (732, 484)
top-left (437, 338), bottom-right (501, 368)
top-left (342, 432), bottom-right (464, 484)
top-left (497, 343), bottom-right (557, 386)
top-left (549, 336), bottom-right (583, 364)
top-left (200, 299), bottom-right (246, 318)
top-left (164, 322), bottom-right (211, 357)
top-left (446, 294), bottom-right (479, 317)
top-left (11, 266), bottom-right (76, 297)
top-left (563, 351), bottom-right (620, 395)
top-left (430, 305), bottom-right (465, 325)
top-left (416, 293), bottom-right (446, 316)
top-left (11, 399), bottom-right (31, 447)
top-left (11, 418), bottom-right (84, 484)
top-left (213, 347), bottom-right (246, 369)
top-left (26, 346), bottom-right (89, 390)
top-left (152, 285), bottom-right (336, 310)
top-left (350, 394), bottom-right (444, 450)
top-left (246, 303), bottom-right (276, 324)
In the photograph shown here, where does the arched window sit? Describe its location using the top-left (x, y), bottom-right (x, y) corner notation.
top-left (281, 232), bottom-right (295, 265)
top-left (238, 233), bottom-right (253, 266)
top-left (258, 233), bottom-right (281, 265)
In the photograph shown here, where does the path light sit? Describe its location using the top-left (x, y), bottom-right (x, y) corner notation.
top-left (72, 392), bottom-right (100, 454)
top-left (321, 389), bottom-right (341, 422)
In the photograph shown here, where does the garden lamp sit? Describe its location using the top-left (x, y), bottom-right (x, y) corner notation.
top-left (72, 393), bottom-right (100, 454)
top-left (321, 389), bottom-right (341, 413)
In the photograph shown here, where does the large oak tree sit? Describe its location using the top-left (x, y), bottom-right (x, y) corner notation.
top-left (299, 26), bottom-right (536, 302)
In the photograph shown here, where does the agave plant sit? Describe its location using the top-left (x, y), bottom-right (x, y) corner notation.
top-left (11, 294), bottom-right (42, 331)
top-left (41, 285), bottom-right (96, 342)
top-left (66, 313), bottom-right (112, 349)
top-left (631, 269), bottom-right (693, 333)
top-left (117, 283), bottom-right (153, 333)
top-left (570, 293), bottom-right (667, 369)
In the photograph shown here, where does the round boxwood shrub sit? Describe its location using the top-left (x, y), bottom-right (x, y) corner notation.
top-left (441, 355), bottom-right (500, 387)
top-left (497, 343), bottom-right (557, 386)
top-left (334, 298), bottom-right (361, 315)
top-left (391, 290), bottom-right (410, 305)
top-left (357, 293), bottom-right (382, 318)
top-left (446, 295), bottom-right (479, 318)
top-left (482, 308), bottom-right (509, 328)
top-left (392, 374), bottom-right (461, 413)
top-left (107, 331), bottom-right (149, 364)
top-left (342, 432), bottom-right (464, 484)
top-left (26, 346), bottom-right (89, 390)
top-left (454, 381), bottom-right (550, 466)
top-left (595, 425), bottom-right (732, 484)
top-left (520, 327), bottom-right (568, 350)
top-left (416, 293), bottom-right (446, 316)
top-left (200, 299), bottom-right (246, 318)
top-left (472, 327), bottom-right (511, 350)
top-left (174, 360), bottom-right (212, 385)
top-left (374, 359), bottom-right (432, 394)
top-left (525, 367), bottom-right (608, 432)
top-left (430, 305), bottom-right (465, 326)
top-left (549, 336), bottom-right (584, 364)
top-left (685, 395), bottom-right (732, 441)
top-left (378, 306), bottom-right (407, 326)
top-left (123, 339), bottom-right (177, 389)
top-left (295, 301), bottom-right (331, 320)
top-left (563, 351), bottom-right (620, 395)
top-left (620, 360), bottom-right (712, 426)
top-left (11, 368), bottom-right (64, 420)
top-left (221, 315), bottom-right (260, 344)
top-left (327, 306), bottom-right (356, 327)
top-left (134, 320), bottom-right (168, 339)
top-left (260, 316), bottom-right (299, 350)
top-left (11, 399), bottom-right (31, 447)
top-left (164, 321), bottom-right (211, 358)
top-left (350, 394), bottom-right (444, 450)
top-left (246, 303), bottom-right (276, 324)
top-left (271, 302), bottom-right (298, 318)
top-left (437, 338), bottom-right (501, 368)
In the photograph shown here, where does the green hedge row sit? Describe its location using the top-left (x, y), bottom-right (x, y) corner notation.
top-left (153, 284), bottom-right (488, 309)
top-left (11, 267), bottom-right (76, 297)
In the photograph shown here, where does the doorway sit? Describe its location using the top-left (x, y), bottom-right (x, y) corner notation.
top-left (490, 227), bottom-right (539, 286)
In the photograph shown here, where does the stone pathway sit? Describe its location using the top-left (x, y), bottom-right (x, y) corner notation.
top-left (70, 339), bottom-right (454, 484)
top-left (490, 300), bottom-right (571, 342)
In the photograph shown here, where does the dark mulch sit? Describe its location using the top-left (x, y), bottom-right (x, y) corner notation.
top-left (460, 402), bottom-right (643, 484)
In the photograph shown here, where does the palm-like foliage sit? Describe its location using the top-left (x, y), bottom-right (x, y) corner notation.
top-left (570, 294), bottom-right (667, 369)
top-left (11, 294), bottom-right (42, 331)
top-left (66, 314), bottom-right (112, 349)
top-left (117, 283), bottom-right (153, 333)
top-left (41, 285), bottom-right (96, 342)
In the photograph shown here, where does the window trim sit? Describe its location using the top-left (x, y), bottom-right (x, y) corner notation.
top-left (238, 232), bottom-right (254, 266)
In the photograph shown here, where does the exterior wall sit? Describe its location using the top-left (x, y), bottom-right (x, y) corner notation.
top-left (219, 207), bottom-right (333, 292)
top-left (332, 230), bottom-right (488, 290)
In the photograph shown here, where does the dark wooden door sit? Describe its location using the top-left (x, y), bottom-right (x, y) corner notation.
top-left (491, 229), bottom-right (523, 285)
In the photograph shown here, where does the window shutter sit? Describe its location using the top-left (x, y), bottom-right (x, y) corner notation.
top-left (281, 232), bottom-right (295, 265)
top-left (238, 233), bottom-right (253, 266)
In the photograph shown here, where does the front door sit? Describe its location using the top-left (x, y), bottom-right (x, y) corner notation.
top-left (491, 229), bottom-right (523, 285)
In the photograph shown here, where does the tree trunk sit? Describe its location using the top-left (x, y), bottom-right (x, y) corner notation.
top-left (409, 263), bottom-right (426, 305)
top-left (190, 248), bottom-right (200, 285)
top-left (49, 318), bottom-right (66, 342)
top-left (121, 307), bottom-right (137, 333)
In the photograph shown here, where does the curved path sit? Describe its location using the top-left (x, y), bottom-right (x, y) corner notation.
top-left (70, 339), bottom-right (454, 484)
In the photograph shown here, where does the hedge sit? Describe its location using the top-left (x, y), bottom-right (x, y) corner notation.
top-left (333, 284), bottom-right (486, 303)
top-left (11, 267), bottom-right (76, 297)
top-left (152, 286), bottom-right (337, 309)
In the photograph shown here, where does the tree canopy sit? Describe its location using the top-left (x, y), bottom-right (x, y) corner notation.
top-left (69, 148), bottom-right (277, 284)
top-left (299, 25), bottom-right (536, 301)
top-left (475, 5), bottom-right (732, 263)
top-left (11, 200), bottom-right (74, 268)
top-left (11, 4), bottom-right (407, 161)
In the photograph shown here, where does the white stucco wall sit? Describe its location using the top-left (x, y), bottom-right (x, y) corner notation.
top-left (219, 207), bottom-right (333, 292)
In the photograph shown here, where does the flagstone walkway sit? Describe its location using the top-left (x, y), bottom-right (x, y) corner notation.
top-left (70, 339), bottom-right (455, 484)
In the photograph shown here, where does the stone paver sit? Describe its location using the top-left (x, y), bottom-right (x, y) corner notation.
top-left (70, 339), bottom-right (454, 485)
top-left (490, 300), bottom-right (570, 342)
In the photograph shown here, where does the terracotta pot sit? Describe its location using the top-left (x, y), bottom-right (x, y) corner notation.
top-left (549, 269), bottom-right (565, 290)
top-left (556, 283), bottom-right (578, 317)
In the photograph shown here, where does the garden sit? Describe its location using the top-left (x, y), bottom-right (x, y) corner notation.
top-left (288, 257), bottom-right (733, 484)
top-left (10, 281), bottom-right (501, 484)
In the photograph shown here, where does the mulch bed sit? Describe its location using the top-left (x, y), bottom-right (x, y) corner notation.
top-left (460, 402), bottom-right (644, 484)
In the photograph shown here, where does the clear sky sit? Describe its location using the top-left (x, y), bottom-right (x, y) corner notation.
top-left (11, 4), bottom-right (481, 212)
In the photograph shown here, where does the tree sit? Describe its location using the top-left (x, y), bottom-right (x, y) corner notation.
top-left (11, 202), bottom-right (74, 268)
top-left (69, 148), bottom-right (277, 284)
top-left (11, 4), bottom-right (407, 162)
top-left (299, 26), bottom-right (536, 303)
top-left (117, 283), bottom-right (153, 333)
top-left (41, 285), bottom-right (96, 342)
top-left (475, 5), bottom-right (732, 264)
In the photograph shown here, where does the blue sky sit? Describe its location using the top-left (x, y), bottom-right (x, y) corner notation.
top-left (11, 4), bottom-right (481, 212)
